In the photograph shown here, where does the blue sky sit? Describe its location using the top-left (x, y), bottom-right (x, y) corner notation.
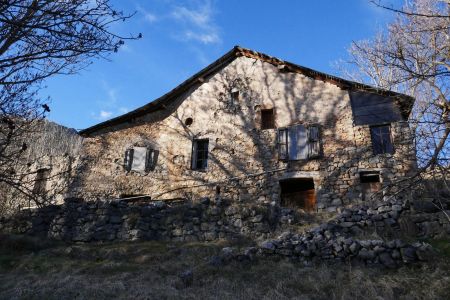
top-left (43, 0), bottom-right (403, 130)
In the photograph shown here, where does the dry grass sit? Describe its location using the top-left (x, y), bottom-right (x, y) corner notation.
top-left (0, 234), bottom-right (449, 300)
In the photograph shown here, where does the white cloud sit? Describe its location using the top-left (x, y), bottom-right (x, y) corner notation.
top-left (183, 30), bottom-right (220, 44)
top-left (170, 0), bottom-right (221, 45)
top-left (91, 81), bottom-right (129, 121)
top-left (137, 4), bottom-right (159, 23)
top-left (171, 3), bottom-right (212, 27)
top-left (93, 110), bottom-right (113, 121)
top-left (144, 12), bottom-right (158, 23)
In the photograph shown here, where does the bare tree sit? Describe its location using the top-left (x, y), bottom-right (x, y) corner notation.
top-left (340, 0), bottom-right (449, 217)
top-left (0, 0), bottom-right (139, 211)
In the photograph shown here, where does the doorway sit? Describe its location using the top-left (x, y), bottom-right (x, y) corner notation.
top-left (280, 178), bottom-right (316, 211)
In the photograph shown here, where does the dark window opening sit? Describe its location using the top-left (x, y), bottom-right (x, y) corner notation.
top-left (185, 117), bottom-right (193, 126)
top-left (280, 178), bottom-right (316, 212)
top-left (370, 125), bottom-right (394, 155)
top-left (261, 108), bottom-right (275, 129)
top-left (360, 172), bottom-right (380, 183)
top-left (231, 90), bottom-right (239, 103)
top-left (215, 186), bottom-right (221, 195)
top-left (360, 171), bottom-right (381, 201)
top-left (33, 168), bottom-right (50, 195)
top-left (192, 139), bottom-right (209, 170)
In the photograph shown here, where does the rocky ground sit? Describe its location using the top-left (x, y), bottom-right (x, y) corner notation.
top-left (0, 234), bottom-right (449, 300)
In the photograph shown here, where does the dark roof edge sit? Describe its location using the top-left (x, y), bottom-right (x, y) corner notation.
top-left (80, 46), bottom-right (414, 136)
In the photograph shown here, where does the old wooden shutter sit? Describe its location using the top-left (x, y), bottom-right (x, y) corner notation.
top-left (145, 148), bottom-right (157, 172)
top-left (349, 91), bottom-right (403, 126)
top-left (131, 147), bottom-right (147, 171)
top-left (277, 128), bottom-right (288, 160)
top-left (308, 125), bottom-right (320, 158)
top-left (288, 124), bottom-right (308, 160)
top-left (124, 149), bottom-right (134, 171)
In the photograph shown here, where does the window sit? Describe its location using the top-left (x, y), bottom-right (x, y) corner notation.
top-left (261, 109), bottom-right (275, 129)
top-left (33, 168), bottom-right (50, 195)
top-left (191, 139), bottom-right (209, 170)
top-left (277, 124), bottom-right (321, 160)
top-left (370, 125), bottom-right (394, 155)
top-left (360, 171), bottom-right (381, 201)
top-left (124, 147), bottom-right (158, 172)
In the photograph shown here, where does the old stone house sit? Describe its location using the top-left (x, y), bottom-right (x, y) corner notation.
top-left (0, 120), bottom-right (82, 214)
top-left (74, 46), bottom-right (417, 212)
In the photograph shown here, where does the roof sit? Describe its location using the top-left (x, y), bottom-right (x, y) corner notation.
top-left (80, 46), bottom-right (415, 136)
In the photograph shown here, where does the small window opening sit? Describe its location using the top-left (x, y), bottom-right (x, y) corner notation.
top-left (360, 171), bottom-right (381, 201)
top-left (261, 108), bottom-right (275, 129)
top-left (231, 89), bottom-right (239, 101)
top-left (192, 139), bottom-right (209, 170)
top-left (370, 125), bottom-right (394, 155)
top-left (185, 117), bottom-right (193, 126)
top-left (33, 168), bottom-right (50, 195)
top-left (360, 172), bottom-right (380, 183)
top-left (215, 186), bottom-right (221, 195)
top-left (280, 178), bottom-right (316, 211)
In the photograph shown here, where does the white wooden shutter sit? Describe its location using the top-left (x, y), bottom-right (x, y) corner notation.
top-left (131, 147), bottom-right (147, 171)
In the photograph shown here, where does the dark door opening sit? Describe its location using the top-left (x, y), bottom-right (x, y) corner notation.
top-left (360, 171), bottom-right (381, 201)
top-left (280, 178), bottom-right (316, 211)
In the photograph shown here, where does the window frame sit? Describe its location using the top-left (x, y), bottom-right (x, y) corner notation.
top-left (369, 124), bottom-right (394, 155)
top-left (277, 124), bottom-right (321, 161)
top-left (191, 138), bottom-right (209, 171)
top-left (124, 147), bottom-right (157, 173)
top-left (260, 108), bottom-right (275, 130)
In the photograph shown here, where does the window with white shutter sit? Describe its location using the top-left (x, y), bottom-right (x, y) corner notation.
top-left (277, 124), bottom-right (321, 161)
top-left (124, 147), bottom-right (157, 172)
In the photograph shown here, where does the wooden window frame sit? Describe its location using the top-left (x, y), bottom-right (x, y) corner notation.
top-left (370, 124), bottom-right (394, 155)
top-left (277, 124), bottom-right (321, 161)
top-left (191, 139), bottom-right (209, 171)
top-left (124, 147), bottom-right (157, 172)
top-left (261, 108), bottom-right (275, 130)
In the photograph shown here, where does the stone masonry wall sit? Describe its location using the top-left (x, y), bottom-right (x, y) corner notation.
top-left (71, 56), bottom-right (416, 211)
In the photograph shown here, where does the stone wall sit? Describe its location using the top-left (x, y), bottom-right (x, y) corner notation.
top-left (0, 120), bottom-right (83, 215)
top-left (72, 55), bottom-right (416, 211)
top-left (0, 198), bottom-right (288, 243)
top-left (223, 199), bottom-right (449, 268)
top-left (1, 197), bottom-right (448, 268)
top-left (1, 197), bottom-right (447, 243)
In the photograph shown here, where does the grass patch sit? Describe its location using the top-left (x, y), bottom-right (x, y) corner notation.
top-left (428, 238), bottom-right (450, 258)
top-left (0, 234), bottom-right (449, 299)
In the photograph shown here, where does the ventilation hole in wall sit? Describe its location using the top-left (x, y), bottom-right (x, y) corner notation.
top-left (185, 117), bottom-right (193, 126)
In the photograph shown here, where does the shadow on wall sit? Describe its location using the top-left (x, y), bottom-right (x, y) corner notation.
top-left (68, 58), bottom-right (416, 211)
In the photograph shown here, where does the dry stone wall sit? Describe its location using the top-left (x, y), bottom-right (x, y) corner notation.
top-left (1, 197), bottom-right (447, 268)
